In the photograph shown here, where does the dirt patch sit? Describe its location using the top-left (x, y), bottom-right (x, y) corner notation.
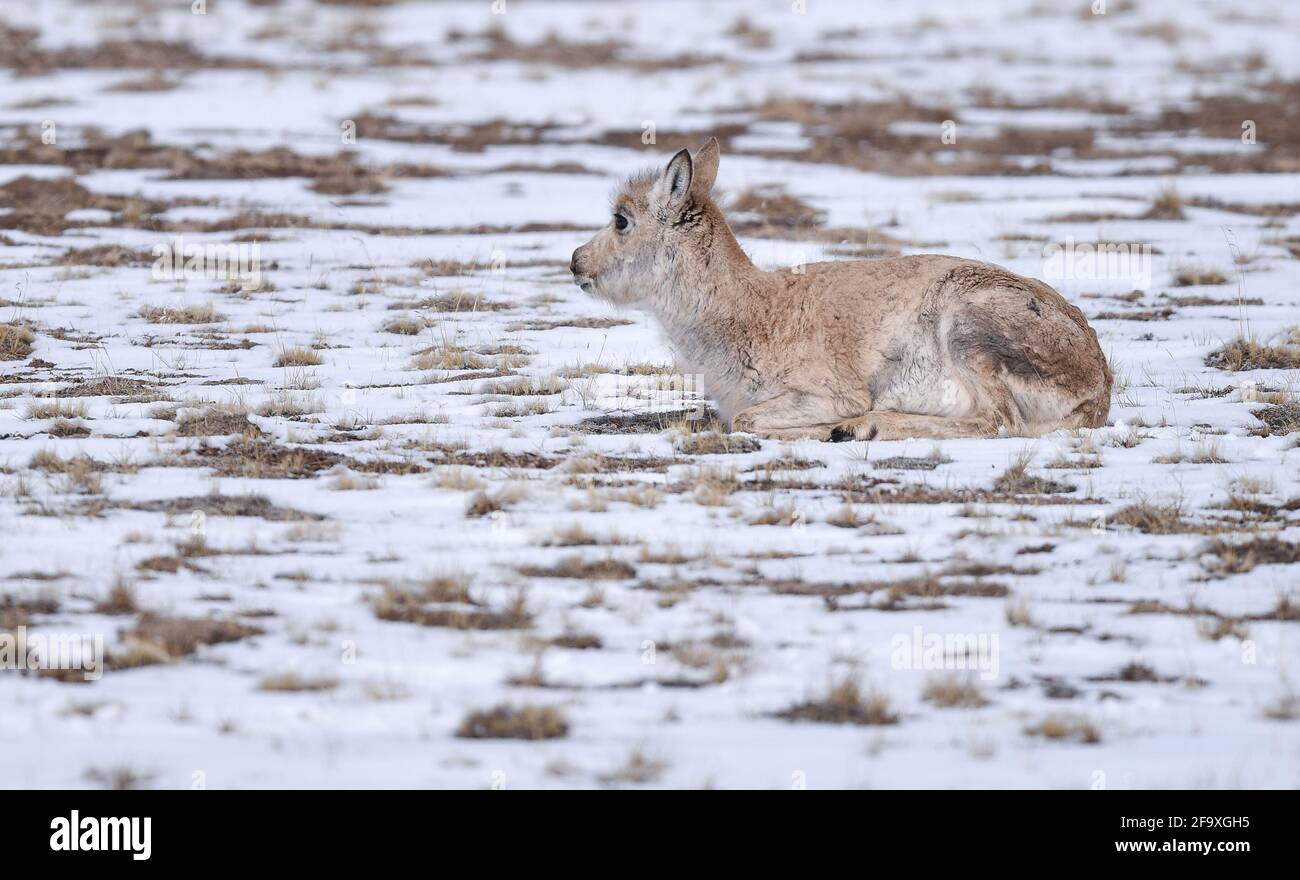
top-left (674, 431), bottom-right (762, 455)
top-left (464, 25), bottom-right (721, 73)
top-left (577, 408), bottom-right (716, 435)
top-left (509, 317), bottom-right (633, 331)
top-left (373, 586), bottom-right (531, 630)
top-left (427, 445), bottom-right (559, 470)
top-left (1094, 308), bottom-right (1175, 321)
top-left (873, 455), bottom-right (949, 471)
top-left (390, 294), bottom-right (513, 313)
top-left (176, 409), bottom-right (264, 438)
top-left (517, 556), bottom-right (637, 580)
top-left (192, 438), bottom-right (350, 479)
top-left (57, 245), bottom-right (156, 267)
top-left (123, 494), bottom-right (323, 522)
top-left (1250, 403), bottom-right (1300, 437)
top-left (51, 376), bottom-right (158, 399)
top-left (0, 25), bottom-right (269, 76)
top-left (0, 174), bottom-right (190, 236)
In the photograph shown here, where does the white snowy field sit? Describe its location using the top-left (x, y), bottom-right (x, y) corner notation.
top-left (1, 0), bottom-right (1298, 789)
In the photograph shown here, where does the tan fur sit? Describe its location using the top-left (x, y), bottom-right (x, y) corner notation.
top-left (570, 140), bottom-right (1112, 441)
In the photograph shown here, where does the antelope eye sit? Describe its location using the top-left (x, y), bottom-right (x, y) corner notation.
top-left (613, 212), bottom-right (629, 231)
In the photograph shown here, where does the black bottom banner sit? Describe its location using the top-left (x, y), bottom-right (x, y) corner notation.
top-left (3, 790), bottom-right (1286, 865)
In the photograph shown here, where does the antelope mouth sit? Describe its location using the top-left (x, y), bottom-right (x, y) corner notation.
top-left (573, 276), bottom-right (595, 294)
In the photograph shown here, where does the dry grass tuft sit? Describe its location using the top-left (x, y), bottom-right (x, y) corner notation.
top-left (193, 438), bottom-right (346, 479)
top-left (1263, 690), bottom-right (1299, 721)
top-left (139, 303), bottom-right (224, 324)
top-left (1172, 265), bottom-right (1228, 286)
top-left (26, 399), bottom-right (88, 420)
top-left (922, 674), bottom-right (990, 708)
top-left (1142, 185), bottom-right (1185, 220)
top-left (1109, 500), bottom-right (1201, 534)
top-left (464, 483), bottom-right (528, 517)
top-left (1202, 537), bottom-right (1300, 575)
top-left (517, 555), bottom-right (636, 580)
top-left (94, 579), bottom-right (139, 616)
top-left (381, 316), bottom-right (429, 335)
top-left (109, 614), bottom-right (262, 669)
top-left (258, 672), bottom-right (339, 692)
top-left (674, 430), bottom-right (762, 455)
top-left (776, 674), bottom-right (899, 726)
top-left (372, 579), bottom-right (529, 631)
top-left (1024, 714), bottom-right (1101, 743)
top-left (274, 347), bottom-right (323, 367)
top-left (993, 455), bottom-right (1075, 495)
top-left (1206, 335), bottom-right (1300, 371)
top-left (177, 407), bottom-right (263, 438)
top-left (600, 747), bottom-right (669, 785)
top-left (455, 704), bottom-right (569, 740)
top-left (0, 323), bottom-right (35, 360)
top-left (1249, 403), bottom-right (1300, 437)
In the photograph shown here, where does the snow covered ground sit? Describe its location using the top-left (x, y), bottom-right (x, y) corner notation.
top-left (1, 0), bottom-right (1298, 789)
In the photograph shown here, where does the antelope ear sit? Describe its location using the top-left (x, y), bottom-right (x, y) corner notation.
top-left (651, 148), bottom-right (693, 212)
top-left (690, 138), bottom-right (719, 196)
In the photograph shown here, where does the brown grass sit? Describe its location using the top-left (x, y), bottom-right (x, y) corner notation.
top-left (58, 245), bottom-right (155, 267)
top-left (0, 323), bottom-right (34, 360)
top-left (258, 673), bottom-right (340, 692)
top-left (1249, 403), bottom-right (1300, 437)
top-left (728, 185), bottom-right (825, 231)
top-left (372, 582), bottom-right (530, 631)
top-left (193, 438), bottom-right (347, 479)
top-left (922, 674), bottom-right (990, 708)
top-left (776, 674), bottom-right (899, 726)
top-left (600, 747), bottom-right (669, 785)
top-left (455, 704), bottom-right (569, 740)
top-left (674, 430), bottom-right (761, 455)
top-left (54, 376), bottom-right (156, 399)
top-left (1206, 336), bottom-right (1300, 371)
top-left (1024, 714), bottom-right (1102, 744)
top-left (381, 316), bottom-right (429, 335)
top-left (993, 456), bottom-right (1075, 495)
top-left (1109, 500), bottom-right (1206, 534)
top-left (1172, 265), bottom-right (1228, 286)
top-left (176, 407), bottom-right (263, 438)
top-left (108, 614), bottom-right (262, 669)
top-left (94, 579), bottom-right (139, 615)
top-left (1142, 185), bottom-right (1186, 220)
top-left (1202, 537), bottom-right (1300, 575)
top-left (274, 347), bottom-right (322, 367)
top-left (139, 303), bottom-right (224, 324)
top-left (25, 399), bottom-right (88, 420)
top-left (517, 555), bottom-right (636, 580)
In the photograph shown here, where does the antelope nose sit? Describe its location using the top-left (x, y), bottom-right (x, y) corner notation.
top-left (569, 250), bottom-right (581, 276)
